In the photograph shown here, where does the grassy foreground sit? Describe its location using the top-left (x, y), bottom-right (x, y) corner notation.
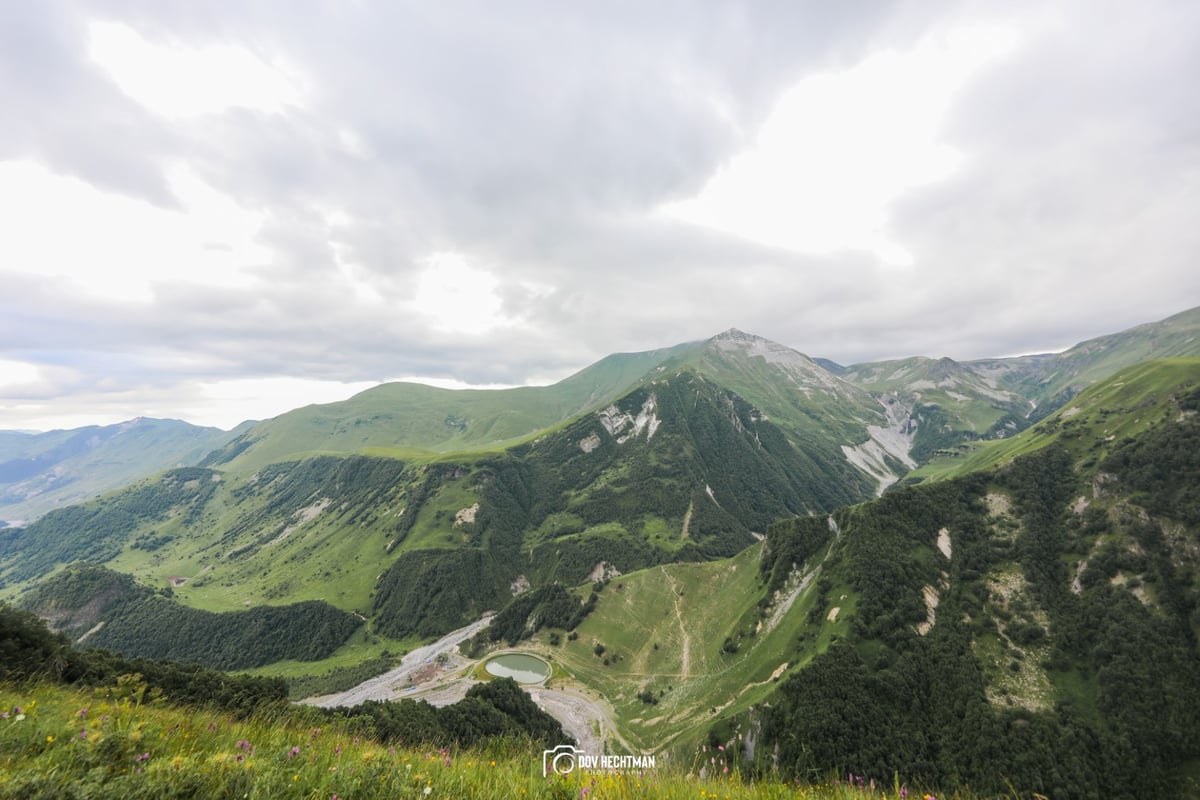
top-left (0, 681), bottom-right (955, 800)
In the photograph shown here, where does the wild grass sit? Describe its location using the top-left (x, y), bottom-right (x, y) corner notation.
top-left (0, 681), bottom-right (963, 800)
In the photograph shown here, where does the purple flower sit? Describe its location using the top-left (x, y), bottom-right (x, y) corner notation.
top-left (135, 752), bottom-right (151, 763)
top-left (289, 746), bottom-right (301, 758)
top-left (237, 739), bottom-right (254, 754)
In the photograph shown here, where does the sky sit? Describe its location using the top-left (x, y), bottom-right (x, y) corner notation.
top-left (2, 1), bottom-right (1198, 431)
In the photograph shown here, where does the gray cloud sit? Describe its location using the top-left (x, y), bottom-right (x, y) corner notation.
top-left (2, 0), bottom-right (1197, 428)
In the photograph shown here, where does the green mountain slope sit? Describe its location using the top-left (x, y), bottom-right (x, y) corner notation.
top-left (3, 354), bottom-right (882, 643)
top-left (738, 360), bottom-right (1200, 797)
top-left (906, 357), bottom-right (1200, 482)
top-left (19, 562), bottom-right (361, 670)
top-left (202, 343), bottom-right (696, 472)
top-left (0, 417), bottom-right (241, 524)
top-left (482, 359), bottom-right (1200, 796)
top-left (842, 305), bottom-right (1200, 466)
top-left (981, 304), bottom-right (1200, 403)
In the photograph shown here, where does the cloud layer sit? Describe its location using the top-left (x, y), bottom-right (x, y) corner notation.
top-left (2, 1), bottom-right (1197, 429)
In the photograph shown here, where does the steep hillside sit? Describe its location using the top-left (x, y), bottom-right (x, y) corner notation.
top-left (841, 355), bottom-right (1033, 462)
top-left (450, 360), bottom-right (1200, 796)
top-left (19, 563), bottom-right (361, 670)
top-left (0, 417), bottom-right (240, 524)
top-left (843, 305), bottom-right (1200, 464)
top-left (202, 343), bottom-right (696, 471)
top-left (981, 304), bottom-right (1200, 404)
top-left (730, 360), bottom-right (1200, 798)
top-left (5, 364), bottom-right (876, 644)
top-left (671, 330), bottom-right (912, 492)
top-left (203, 329), bottom-right (912, 494)
top-left (905, 357), bottom-right (1200, 482)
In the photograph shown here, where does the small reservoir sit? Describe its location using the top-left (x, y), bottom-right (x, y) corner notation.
top-left (484, 652), bottom-right (550, 684)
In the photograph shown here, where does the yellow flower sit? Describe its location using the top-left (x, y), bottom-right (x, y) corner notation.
top-left (46, 735), bottom-right (55, 743)
top-left (293, 774), bottom-right (299, 782)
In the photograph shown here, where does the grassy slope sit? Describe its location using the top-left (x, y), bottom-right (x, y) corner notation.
top-left (513, 541), bottom-right (852, 756)
top-left (210, 343), bottom-right (698, 472)
top-left (839, 306), bottom-right (1200, 468)
top-left (906, 358), bottom-right (1200, 483)
top-left (0, 680), bottom-right (948, 800)
top-left (994, 304), bottom-right (1200, 404)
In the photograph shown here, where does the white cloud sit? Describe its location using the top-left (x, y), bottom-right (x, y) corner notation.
top-left (0, 359), bottom-right (48, 392)
top-left (412, 252), bottom-right (514, 335)
top-left (0, 159), bottom-right (270, 302)
top-left (662, 25), bottom-right (1020, 265)
top-left (87, 20), bottom-right (305, 118)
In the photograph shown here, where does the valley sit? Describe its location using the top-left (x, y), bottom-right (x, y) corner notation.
top-left (3, 306), bottom-right (1200, 797)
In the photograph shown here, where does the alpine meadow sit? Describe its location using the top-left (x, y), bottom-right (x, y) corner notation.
top-left (4, 307), bottom-right (1200, 798)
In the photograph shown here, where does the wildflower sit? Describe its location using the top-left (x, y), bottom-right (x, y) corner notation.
top-left (14, 714), bottom-right (25, 722)
top-left (289, 745), bottom-right (301, 758)
top-left (901, 788), bottom-right (909, 799)
top-left (423, 787), bottom-right (432, 796)
top-left (79, 728), bottom-right (87, 740)
top-left (135, 752), bottom-right (151, 763)
top-left (77, 707), bottom-right (88, 718)
top-left (237, 739), bottom-right (253, 753)
top-left (718, 745), bottom-right (724, 752)
top-left (46, 735), bottom-right (55, 743)
top-left (0, 711), bottom-right (7, 719)
top-left (293, 774), bottom-right (299, 782)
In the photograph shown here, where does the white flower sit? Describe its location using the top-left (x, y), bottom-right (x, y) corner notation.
top-left (14, 714), bottom-right (25, 722)
top-left (423, 787), bottom-right (432, 796)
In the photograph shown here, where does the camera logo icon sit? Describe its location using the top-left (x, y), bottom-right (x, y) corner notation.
top-left (542, 744), bottom-right (582, 776)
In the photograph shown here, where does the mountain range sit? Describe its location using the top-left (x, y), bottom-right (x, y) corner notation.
top-left (2, 305), bottom-right (1200, 797)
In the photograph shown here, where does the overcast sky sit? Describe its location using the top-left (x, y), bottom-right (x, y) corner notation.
top-left (2, 1), bottom-right (1198, 431)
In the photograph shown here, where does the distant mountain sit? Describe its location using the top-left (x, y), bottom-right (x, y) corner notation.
top-left (0, 417), bottom-right (243, 524)
top-left (8, 307), bottom-right (1200, 671)
top-left (200, 343), bottom-right (697, 472)
top-left (843, 305), bottom-right (1200, 462)
top-left (0, 329), bottom-right (915, 637)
